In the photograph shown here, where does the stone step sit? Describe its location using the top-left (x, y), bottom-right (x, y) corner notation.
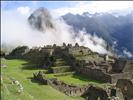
top-left (54, 72), bottom-right (75, 77)
top-left (55, 59), bottom-right (67, 66)
top-left (51, 66), bottom-right (73, 73)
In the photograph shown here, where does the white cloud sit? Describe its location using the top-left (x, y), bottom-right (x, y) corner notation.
top-left (1, 7), bottom-right (110, 54)
top-left (52, 1), bottom-right (133, 17)
top-left (123, 49), bottom-right (133, 58)
top-left (17, 6), bottom-right (31, 16)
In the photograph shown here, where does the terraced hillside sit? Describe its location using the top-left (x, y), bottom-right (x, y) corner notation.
top-left (1, 58), bottom-right (84, 100)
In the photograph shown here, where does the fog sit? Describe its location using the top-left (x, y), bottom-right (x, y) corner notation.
top-left (1, 8), bottom-right (110, 54)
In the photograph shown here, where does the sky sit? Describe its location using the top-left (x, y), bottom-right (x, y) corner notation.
top-left (1, 1), bottom-right (133, 17)
top-left (1, 1), bottom-right (133, 55)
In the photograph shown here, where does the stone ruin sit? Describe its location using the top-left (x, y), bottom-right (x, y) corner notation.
top-left (33, 71), bottom-right (124, 100)
top-left (33, 71), bottom-right (48, 85)
top-left (69, 53), bottom-right (133, 84)
top-left (116, 79), bottom-right (133, 100)
top-left (73, 60), bottom-right (133, 84)
top-left (8, 43), bottom-right (133, 99)
top-left (48, 78), bottom-right (89, 96)
top-left (30, 43), bottom-right (133, 100)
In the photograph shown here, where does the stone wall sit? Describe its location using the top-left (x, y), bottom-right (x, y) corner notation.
top-left (51, 66), bottom-right (72, 73)
top-left (33, 71), bottom-right (48, 84)
top-left (33, 71), bottom-right (124, 99)
top-left (74, 65), bottom-right (133, 84)
top-left (48, 78), bottom-right (89, 96)
top-left (54, 72), bottom-right (75, 77)
top-left (85, 86), bottom-right (108, 100)
top-left (112, 59), bottom-right (133, 73)
top-left (68, 47), bottom-right (90, 56)
top-left (123, 60), bottom-right (133, 72)
top-left (116, 79), bottom-right (133, 100)
top-left (74, 66), bottom-right (112, 83)
top-left (71, 57), bottom-right (133, 84)
top-left (111, 72), bottom-right (133, 84)
top-left (85, 86), bottom-right (124, 100)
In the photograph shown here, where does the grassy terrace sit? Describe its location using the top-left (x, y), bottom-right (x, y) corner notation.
top-left (46, 73), bottom-right (104, 87)
top-left (1, 59), bottom-right (84, 100)
top-left (1, 58), bottom-right (106, 100)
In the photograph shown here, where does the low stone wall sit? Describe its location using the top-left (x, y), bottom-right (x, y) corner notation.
top-left (74, 65), bottom-right (133, 84)
top-left (54, 72), bottom-right (75, 77)
top-left (75, 66), bottom-right (112, 83)
top-left (47, 78), bottom-right (89, 96)
top-left (48, 78), bottom-right (124, 100)
top-left (33, 71), bottom-right (89, 96)
top-left (33, 71), bottom-right (124, 99)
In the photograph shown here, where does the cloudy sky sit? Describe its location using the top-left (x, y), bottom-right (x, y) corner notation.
top-left (2, 1), bottom-right (133, 17)
top-left (1, 1), bottom-right (133, 55)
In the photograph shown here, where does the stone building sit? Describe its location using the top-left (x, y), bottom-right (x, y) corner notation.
top-left (29, 44), bottom-right (133, 85)
top-left (29, 43), bottom-right (133, 100)
top-left (112, 59), bottom-right (133, 73)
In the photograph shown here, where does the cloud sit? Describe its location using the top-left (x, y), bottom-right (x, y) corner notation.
top-left (75, 30), bottom-right (109, 54)
top-left (17, 6), bottom-right (31, 16)
top-left (52, 1), bottom-right (133, 17)
top-left (123, 49), bottom-right (133, 58)
top-left (1, 7), bottom-right (110, 55)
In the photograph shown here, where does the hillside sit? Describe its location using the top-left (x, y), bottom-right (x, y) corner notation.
top-left (62, 12), bottom-right (133, 58)
top-left (1, 58), bottom-right (84, 100)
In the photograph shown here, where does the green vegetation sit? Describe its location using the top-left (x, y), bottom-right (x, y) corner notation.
top-left (1, 59), bottom-right (84, 100)
top-left (57, 74), bottom-right (104, 86)
top-left (1, 58), bottom-right (106, 100)
top-left (46, 73), bottom-right (104, 87)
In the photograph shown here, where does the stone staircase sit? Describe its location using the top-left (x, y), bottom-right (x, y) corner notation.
top-left (51, 58), bottom-right (74, 75)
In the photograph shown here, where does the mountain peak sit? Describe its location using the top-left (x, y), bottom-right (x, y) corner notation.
top-left (28, 7), bottom-right (55, 32)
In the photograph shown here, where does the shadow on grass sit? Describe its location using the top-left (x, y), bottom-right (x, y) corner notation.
top-left (21, 62), bottom-right (43, 70)
top-left (27, 77), bottom-right (44, 85)
top-left (72, 73), bottom-right (104, 84)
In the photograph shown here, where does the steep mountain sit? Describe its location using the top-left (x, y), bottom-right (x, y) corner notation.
top-left (62, 12), bottom-right (133, 58)
top-left (28, 7), bottom-right (55, 31)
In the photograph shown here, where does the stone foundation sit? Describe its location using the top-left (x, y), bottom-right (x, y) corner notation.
top-left (75, 66), bottom-right (112, 83)
top-left (33, 71), bottom-right (124, 100)
top-left (48, 78), bottom-right (89, 96)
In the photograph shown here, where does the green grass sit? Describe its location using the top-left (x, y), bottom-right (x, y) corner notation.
top-left (45, 72), bottom-right (104, 87)
top-left (1, 58), bottom-right (84, 100)
top-left (58, 74), bottom-right (103, 86)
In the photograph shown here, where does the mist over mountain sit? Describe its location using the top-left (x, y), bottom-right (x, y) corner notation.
top-left (2, 6), bottom-right (132, 59)
top-left (28, 7), bottom-right (55, 31)
top-left (62, 11), bottom-right (133, 58)
top-left (2, 7), bottom-right (110, 55)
